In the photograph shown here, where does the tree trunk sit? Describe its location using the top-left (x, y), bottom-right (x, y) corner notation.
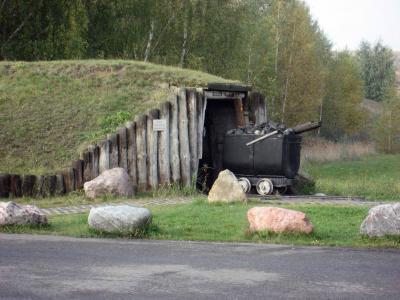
top-left (144, 21), bottom-right (154, 62)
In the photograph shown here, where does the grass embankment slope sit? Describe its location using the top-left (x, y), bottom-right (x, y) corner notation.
top-left (0, 60), bottom-right (232, 175)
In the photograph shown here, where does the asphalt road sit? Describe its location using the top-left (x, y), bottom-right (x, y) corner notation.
top-left (0, 234), bottom-right (399, 300)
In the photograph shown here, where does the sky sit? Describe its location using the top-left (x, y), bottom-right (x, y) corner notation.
top-left (303, 0), bottom-right (400, 51)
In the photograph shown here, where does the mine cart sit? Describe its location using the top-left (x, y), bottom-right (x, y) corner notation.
top-left (223, 121), bottom-right (320, 195)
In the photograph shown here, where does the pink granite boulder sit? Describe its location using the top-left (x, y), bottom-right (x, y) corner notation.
top-left (247, 206), bottom-right (313, 234)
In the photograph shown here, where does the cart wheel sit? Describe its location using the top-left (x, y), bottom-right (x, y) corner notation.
top-left (274, 186), bottom-right (287, 195)
top-left (256, 178), bottom-right (273, 195)
top-left (238, 177), bottom-right (251, 193)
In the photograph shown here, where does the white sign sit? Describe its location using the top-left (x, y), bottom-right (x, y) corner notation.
top-left (153, 119), bottom-right (167, 131)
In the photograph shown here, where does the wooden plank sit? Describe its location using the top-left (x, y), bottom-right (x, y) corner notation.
top-left (21, 175), bottom-right (36, 197)
top-left (146, 109), bottom-right (159, 189)
top-left (158, 102), bottom-right (171, 186)
top-left (107, 133), bottom-right (119, 169)
top-left (9, 174), bottom-right (22, 198)
top-left (92, 145), bottom-right (100, 178)
top-left (178, 88), bottom-right (191, 187)
top-left (0, 174), bottom-right (11, 198)
top-left (126, 121), bottom-right (138, 189)
top-left (187, 89), bottom-right (198, 181)
top-left (169, 94), bottom-right (181, 184)
top-left (135, 115), bottom-right (148, 192)
top-left (117, 127), bottom-right (128, 171)
top-left (99, 139), bottom-right (111, 174)
top-left (234, 98), bottom-right (245, 127)
top-left (72, 160), bottom-right (84, 189)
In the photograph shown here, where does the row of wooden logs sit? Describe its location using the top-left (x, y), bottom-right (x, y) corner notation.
top-left (0, 88), bottom-right (206, 198)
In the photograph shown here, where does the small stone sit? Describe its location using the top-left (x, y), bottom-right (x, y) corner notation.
top-left (360, 203), bottom-right (400, 237)
top-left (88, 205), bottom-right (152, 233)
top-left (84, 168), bottom-right (134, 199)
top-left (0, 202), bottom-right (47, 226)
top-left (314, 193), bottom-right (326, 197)
top-left (208, 170), bottom-right (247, 203)
top-left (247, 206), bottom-right (313, 234)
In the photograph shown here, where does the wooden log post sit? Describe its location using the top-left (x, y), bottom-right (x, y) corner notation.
top-left (41, 175), bottom-right (51, 198)
top-left (72, 160), bottom-right (84, 190)
top-left (33, 175), bottom-right (45, 197)
top-left (9, 174), bottom-right (22, 198)
top-left (135, 115), bottom-right (148, 192)
top-left (21, 175), bottom-right (36, 197)
top-left (158, 102), bottom-right (171, 186)
top-left (187, 89), bottom-right (198, 183)
top-left (92, 145), bottom-right (100, 178)
top-left (108, 133), bottom-right (119, 169)
top-left (178, 89), bottom-right (191, 187)
top-left (81, 148), bottom-right (93, 183)
top-left (45, 175), bottom-right (58, 197)
top-left (99, 139), bottom-right (111, 174)
top-left (55, 174), bottom-right (65, 196)
top-left (146, 109), bottom-right (159, 190)
top-left (196, 92), bottom-right (205, 160)
top-left (117, 127), bottom-right (128, 171)
top-left (0, 174), bottom-right (11, 198)
top-left (126, 121), bottom-right (138, 190)
top-left (169, 95), bottom-right (181, 184)
top-left (62, 168), bottom-right (76, 193)
top-left (234, 98), bottom-right (245, 127)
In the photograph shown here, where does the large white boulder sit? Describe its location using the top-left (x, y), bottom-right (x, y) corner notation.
top-left (247, 206), bottom-right (314, 234)
top-left (208, 170), bottom-right (247, 203)
top-left (88, 205), bottom-right (152, 233)
top-left (360, 203), bottom-right (400, 237)
top-left (84, 168), bottom-right (134, 199)
top-left (0, 202), bottom-right (47, 226)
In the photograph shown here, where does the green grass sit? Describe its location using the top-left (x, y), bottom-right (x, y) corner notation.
top-left (304, 154), bottom-right (400, 201)
top-left (0, 60), bottom-right (233, 175)
top-left (2, 200), bottom-right (399, 248)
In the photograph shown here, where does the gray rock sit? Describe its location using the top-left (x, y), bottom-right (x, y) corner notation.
top-left (88, 205), bottom-right (152, 233)
top-left (208, 169), bottom-right (247, 203)
top-left (360, 203), bottom-right (400, 237)
top-left (314, 193), bottom-right (327, 197)
top-left (0, 201), bottom-right (47, 226)
top-left (84, 168), bottom-right (134, 199)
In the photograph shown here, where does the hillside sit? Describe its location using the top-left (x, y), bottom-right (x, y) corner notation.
top-left (0, 60), bottom-right (232, 175)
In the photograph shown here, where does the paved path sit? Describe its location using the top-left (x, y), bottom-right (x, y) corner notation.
top-left (0, 234), bottom-right (399, 299)
top-left (39, 196), bottom-right (390, 216)
top-left (40, 197), bottom-right (193, 216)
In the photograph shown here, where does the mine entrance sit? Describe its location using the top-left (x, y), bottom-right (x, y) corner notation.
top-left (197, 84), bottom-right (253, 191)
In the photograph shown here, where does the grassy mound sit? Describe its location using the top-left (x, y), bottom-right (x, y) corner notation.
top-left (0, 60), bottom-right (231, 175)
